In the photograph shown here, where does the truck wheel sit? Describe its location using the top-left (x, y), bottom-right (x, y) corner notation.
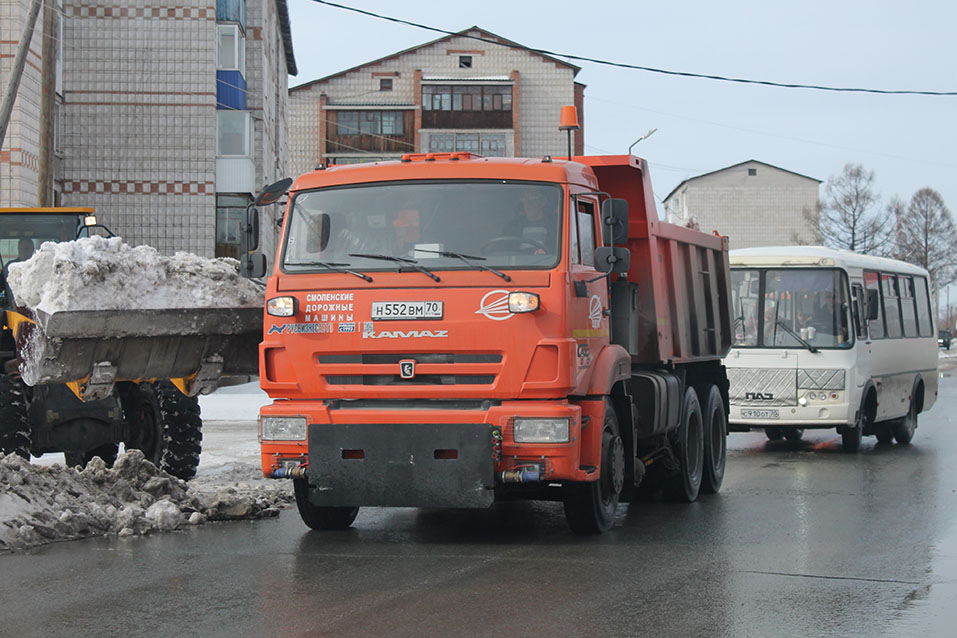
top-left (293, 478), bottom-right (359, 530)
top-left (783, 428), bottom-right (805, 441)
top-left (892, 397), bottom-right (918, 445)
top-left (699, 385), bottom-right (726, 495)
top-left (121, 381), bottom-right (202, 480)
top-left (765, 429), bottom-right (783, 441)
top-left (563, 399), bottom-right (624, 534)
top-left (0, 374), bottom-right (32, 459)
top-left (665, 387), bottom-right (704, 503)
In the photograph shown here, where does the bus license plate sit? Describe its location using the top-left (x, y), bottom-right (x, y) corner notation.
top-left (741, 408), bottom-right (779, 419)
top-left (371, 301), bottom-right (443, 321)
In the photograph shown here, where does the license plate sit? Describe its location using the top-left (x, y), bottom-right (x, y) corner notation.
top-left (371, 301), bottom-right (443, 321)
top-left (740, 408), bottom-right (779, 419)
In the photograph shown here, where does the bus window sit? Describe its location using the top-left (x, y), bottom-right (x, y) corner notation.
top-left (852, 284), bottom-right (866, 338)
top-left (882, 274), bottom-right (902, 338)
top-left (864, 270), bottom-right (884, 339)
top-left (764, 269), bottom-right (849, 348)
top-left (900, 276), bottom-right (918, 337)
top-left (731, 269), bottom-right (760, 346)
top-left (915, 276), bottom-right (933, 337)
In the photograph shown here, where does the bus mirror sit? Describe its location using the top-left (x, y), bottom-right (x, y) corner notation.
top-left (594, 246), bottom-right (630, 274)
top-left (601, 198), bottom-right (629, 245)
top-left (866, 289), bottom-right (880, 320)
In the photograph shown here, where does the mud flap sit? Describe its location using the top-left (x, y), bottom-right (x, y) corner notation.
top-left (307, 423), bottom-right (495, 508)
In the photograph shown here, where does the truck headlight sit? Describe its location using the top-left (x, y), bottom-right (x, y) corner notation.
top-left (267, 296), bottom-right (297, 317)
top-left (513, 417), bottom-right (569, 443)
top-left (508, 291), bottom-right (540, 313)
top-left (261, 416), bottom-right (307, 441)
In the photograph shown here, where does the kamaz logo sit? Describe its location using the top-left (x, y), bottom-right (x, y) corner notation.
top-left (745, 392), bottom-right (774, 400)
top-left (362, 329), bottom-right (449, 339)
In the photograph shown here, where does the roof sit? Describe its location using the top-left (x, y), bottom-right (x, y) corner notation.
top-left (663, 160), bottom-right (821, 202)
top-left (277, 0), bottom-right (297, 75)
top-left (730, 245), bottom-right (929, 276)
top-left (290, 26), bottom-right (580, 92)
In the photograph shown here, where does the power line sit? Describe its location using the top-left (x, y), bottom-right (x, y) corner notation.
top-left (308, 0), bottom-right (957, 97)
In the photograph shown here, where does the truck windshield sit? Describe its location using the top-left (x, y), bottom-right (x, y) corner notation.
top-left (281, 180), bottom-right (563, 273)
top-left (731, 268), bottom-right (852, 349)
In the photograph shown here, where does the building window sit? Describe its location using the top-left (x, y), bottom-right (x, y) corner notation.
top-left (216, 194), bottom-right (250, 259)
top-left (217, 111), bottom-right (252, 156)
top-left (422, 85), bottom-right (511, 111)
top-left (335, 110), bottom-right (404, 136)
top-left (428, 133), bottom-right (506, 157)
top-left (379, 78), bottom-right (393, 91)
top-left (216, 0), bottom-right (246, 30)
top-left (459, 55), bottom-right (472, 69)
top-left (217, 24), bottom-right (245, 75)
top-left (748, 168), bottom-right (757, 176)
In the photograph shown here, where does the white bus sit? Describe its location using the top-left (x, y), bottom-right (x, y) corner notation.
top-left (726, 246), bottom-right (938, 452)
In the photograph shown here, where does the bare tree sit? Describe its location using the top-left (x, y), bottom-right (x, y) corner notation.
top-left (817, 163), bottom-right (894, 254)
top-left (895, 188), bottom-right (957, 290)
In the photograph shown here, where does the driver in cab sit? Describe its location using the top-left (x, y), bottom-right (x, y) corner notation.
top-left (503, 188), bottom-right (558, 255)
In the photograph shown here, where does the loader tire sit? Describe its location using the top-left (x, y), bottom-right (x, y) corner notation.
top-left (121, 381), bottom-right (202, 481)
top-left (65, 443), bottom-right (119, 469)
top-left (0, 374), bottom-right (32, 460)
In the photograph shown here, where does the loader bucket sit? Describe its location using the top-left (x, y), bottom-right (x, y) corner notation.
top-left (13, 306), bottom-right (262, 401)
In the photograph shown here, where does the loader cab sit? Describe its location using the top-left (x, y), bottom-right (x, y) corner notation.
top-left (0, 208), bottom-right (93, 309)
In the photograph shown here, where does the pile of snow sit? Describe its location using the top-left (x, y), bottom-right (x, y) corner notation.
top-left (7, 236), bottom-right (264, 314)
top-left (0, 450), bottom-right (293, 553)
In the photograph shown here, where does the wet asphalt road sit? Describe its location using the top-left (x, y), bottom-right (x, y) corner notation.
top-left (3, 379), bottom-right (957, 637)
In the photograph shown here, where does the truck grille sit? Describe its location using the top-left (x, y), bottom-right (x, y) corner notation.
top-left (327, 375), bottom-right (495, 386)
top-left (319, 353), bottom-right (502, 364)
top-left (320, 352), bottom-right (502, 387)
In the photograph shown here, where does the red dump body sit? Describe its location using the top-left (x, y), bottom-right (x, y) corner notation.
top-left (578, 155), bottom-right (733, 365)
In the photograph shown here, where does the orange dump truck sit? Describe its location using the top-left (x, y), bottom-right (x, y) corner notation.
top-left (255, 152), bottom-right (733, 533)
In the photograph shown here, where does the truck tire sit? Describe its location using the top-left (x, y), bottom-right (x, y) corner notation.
top-left (0, 374), bottom-right (31, 459)
top-left (665, 387), bottom-right (704, 503)
top-left (293, 478), bottom-right (360, 530)
top-left (699, 385), bottom-right (726, 495)
top-left (563, 399), bottom-right (625, 534)
top-left (121, 381), bottom-right (202, 481)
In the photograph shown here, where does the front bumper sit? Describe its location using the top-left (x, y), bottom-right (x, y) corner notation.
top-left (729, 401), bottom-right (852, 428)
top-left (260, 400), bottom-right (592, 508)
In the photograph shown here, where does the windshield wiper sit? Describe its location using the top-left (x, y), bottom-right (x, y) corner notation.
top-left (412, 248), bottom-right (510, 281)
top-left (348, 253), bottom-right (440, 282)
top-left (285, 261), bottom-right (373, 282)
top-left (774, 319), bottom-right (819, 353)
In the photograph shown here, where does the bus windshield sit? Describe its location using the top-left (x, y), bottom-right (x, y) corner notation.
top-left (732, 268), bottom-right (852, 349)
top-left (281, 180), bottom-right (563, 273)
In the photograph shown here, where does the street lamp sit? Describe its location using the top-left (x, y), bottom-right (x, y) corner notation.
top-left (628, 128), bottom-right (658, 155)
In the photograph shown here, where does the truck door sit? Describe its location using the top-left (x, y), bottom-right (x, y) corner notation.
top-left (569, 195), bottom-right (609, 389)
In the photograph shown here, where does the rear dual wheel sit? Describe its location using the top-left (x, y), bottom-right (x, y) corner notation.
top-left (699, 385), bottom-right (727, 495)
top-left (665, 387), bottom-right (705, 502)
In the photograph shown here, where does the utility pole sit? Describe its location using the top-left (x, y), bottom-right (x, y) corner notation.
top-left (0, 0), bottom-right (44, 150)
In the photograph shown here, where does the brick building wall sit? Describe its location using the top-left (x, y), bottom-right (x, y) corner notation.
top-left (288, 28), bottom-right (581, 179)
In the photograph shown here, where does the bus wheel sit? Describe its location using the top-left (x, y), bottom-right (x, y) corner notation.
top-left (293, 478), bottom-right (359, 530)
top-left (563, 399), bottom-right (624, 534)
top-left (765, 429), bottom-right (783, 441)
top-left (875, 426), bottom-right (894, 444)
top-left (783, 428), bottom-right (804, 441)
top-left (665, 387), bottom-right (704, 503)
top-left (699, 385), bottom-right (726, 494)
top-left (841, 413), bottom-right (863, 453)
top-left (892, 397), bottom-right (918, 445)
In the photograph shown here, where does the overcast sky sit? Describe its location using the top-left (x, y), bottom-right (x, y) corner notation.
top-left (286, 0), bottom-right (957, 217)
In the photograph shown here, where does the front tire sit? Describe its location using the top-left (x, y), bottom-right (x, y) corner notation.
top-left (699, 385), bottom-right (726, 495)
top-left (0, 374), bottom-right (31, 459)
top-left (120, 381), bottom-right (202, 480)
top-left (665, 387), bottom-right (704, 503)
top-left (783, 428), bottom-right (805, 441)
top-left (563, 399), bottom-right (625, 533)
top-left (293, 478), bottom-right (360, 530)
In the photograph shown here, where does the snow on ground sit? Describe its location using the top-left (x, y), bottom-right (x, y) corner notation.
top-left (0, 382), bottom-right (284, 554)
top-left (6, 236), bottom-right (264, 313)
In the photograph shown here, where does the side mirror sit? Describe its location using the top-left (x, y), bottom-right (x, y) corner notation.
top-left (593, 246), bottom-right (631, 274)
top-left (253, 177), bottom-right (293, 207)
top-left (866, 288), bottom-right (880, 321)
top-left (244, 207), bottom-right (260, 252)
top-left (241, 252), bottom-right (267, 279)
top-left (601, 198), bottom-right (629, 245)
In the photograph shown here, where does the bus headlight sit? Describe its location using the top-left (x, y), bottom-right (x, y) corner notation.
top-left (261, 416), bottom-right (307, 441)
top-left (513, 417), bottom-right (569, 443)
